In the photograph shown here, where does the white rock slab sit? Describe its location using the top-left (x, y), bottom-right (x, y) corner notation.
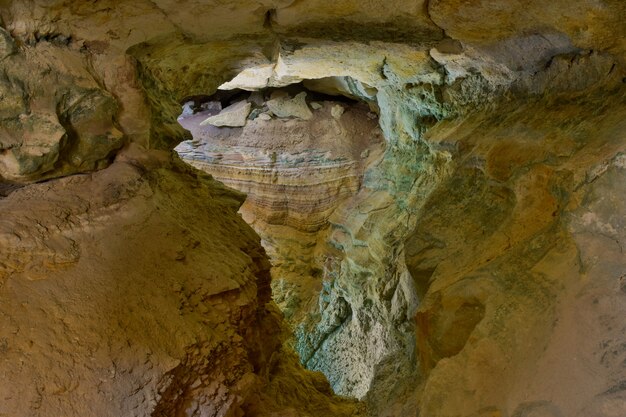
top-left (266, 92), bottom-right (313, 120)
top-left (199, 101), bottom-right (251, 127)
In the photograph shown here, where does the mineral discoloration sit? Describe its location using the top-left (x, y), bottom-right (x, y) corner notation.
top-left (0, 1), bottom-right (624, 416)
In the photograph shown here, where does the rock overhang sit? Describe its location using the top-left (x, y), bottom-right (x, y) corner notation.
top-left (0, 1), bottom-right (625, 416)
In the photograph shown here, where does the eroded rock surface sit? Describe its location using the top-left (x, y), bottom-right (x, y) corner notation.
top-left (0, 147), bottom-right (360, 417)
top-left (177, 93), bottom-right (385, 333)
top-left (200, 100), bottom-right (252, 128)
top-left (396, 79), bottom-right (626, 417)
top-left (0, 1), bottom-right (624, 416)
top-left (0, 41), bottom-right (124, 182)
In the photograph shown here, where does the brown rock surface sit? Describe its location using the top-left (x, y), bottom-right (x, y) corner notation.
top-left (0, 1), bottom-right (624, 416)
top-left (399, 82), bottom-right (626, 417)
top-left (0, 147), bottom-right (360, 417)
top-left (0, 41), bottom-right (124, 182)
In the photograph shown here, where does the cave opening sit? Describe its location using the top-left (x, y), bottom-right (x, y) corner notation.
top-left (173, 77), bottom-right (402, 399)
top-left (160, 41), bottom-right (484, 405)
top-left (2, 2), bottom-right (625, 416)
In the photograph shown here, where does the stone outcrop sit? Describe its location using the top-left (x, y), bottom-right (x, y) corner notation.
top-left (0, 1), bottom-right (624, 416)
top-left (393, 76), bottom-right (626, 417)
top-left (266, 91), bottom-right (314, 120)
top-left (0, 146), bottom-right (361, 417)
top-left (0, 41), bottom-right (124, 183)
top-left (177, 94), bottom-right (385, 328)
top-left (177, 93), bottom-right (383, 233)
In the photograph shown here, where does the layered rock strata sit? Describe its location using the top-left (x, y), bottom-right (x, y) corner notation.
top-left (176, 92), bottom-right (385, 327)
top-left (0, 1), bottom-right (624, 416)
top-left (382, 68), bottom-right (626, 417)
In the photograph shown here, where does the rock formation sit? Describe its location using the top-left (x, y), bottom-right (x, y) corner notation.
top-left (0, 1), bottom-right (625, 417)
top-left (176, 90), bottom-right (385, 330)
top-left (0, 145), bottom-right (363, 417)
top-left (200, 101), bottom-right (252, 128)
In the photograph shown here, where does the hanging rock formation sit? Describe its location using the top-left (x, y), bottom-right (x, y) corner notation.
top-left (0, 1), bottom-right (625, 417)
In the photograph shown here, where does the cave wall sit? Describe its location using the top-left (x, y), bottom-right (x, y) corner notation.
top-left (0, 1), bottom-right (625, 416)
top-left (0, 146), bottom-right (362, 417)
top-left (176, 94), bottom-right (386, 330)
top-left (399, 71), bottom-right (626, 417)
top-left (0, 148), bottom-right (274, 415)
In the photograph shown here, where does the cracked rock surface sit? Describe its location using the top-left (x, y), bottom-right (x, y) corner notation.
top-left (0, 1), bottom-right (625, 416)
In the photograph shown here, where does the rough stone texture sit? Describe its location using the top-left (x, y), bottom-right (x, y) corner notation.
top-left (428, 0), bottom-right (626, 57)
top-left (0, 42), bottom-right (125, 183)
top-left (331, 104), bottom-right (345, 120)
top-left (177, 95), bottom-right (385, 329)
top-left (0, 27), bottom-right (16, 58)
top-left (199, 100), bottom-right (252, 127)
top-left (0, 146), bottom-right (360, 417)
top-left (0, 1), bottom-right (624, 416)
top-left (266, 92), bottom-right (313, 120)
top-left (391, 78), bottom-right (626, 417)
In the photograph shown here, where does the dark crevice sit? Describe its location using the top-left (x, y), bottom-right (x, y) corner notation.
top-left (0, 181), bottom-right (24, 198)
top-left (180, 82), bottom-right (362, 117)
top-left (263, 9), bottom-right (277, 30)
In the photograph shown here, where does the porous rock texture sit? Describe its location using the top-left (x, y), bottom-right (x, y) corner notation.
top-left (0, 1), bottom-right (625, 417)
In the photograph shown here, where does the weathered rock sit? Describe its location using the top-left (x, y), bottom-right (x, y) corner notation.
top-left (396, 82), bottom-right (626, 417)
top-left (0, 27), bottom-right (16, 59)
top-left (219, 64), bottom-right (275, 90)
top-left (0, 150), bottom-right (267, 416)
top-left (199, 100), bottom-right (252, 127)
top-left (331, 104), bottom-right (344, 119)
top-left (177, 98), bottom-right (385, 334)
top-left (0, 1), bottom-right (624, 416)
top-left (266, 91), bottom-right (313, 120)
top-left (180, 98), bottom-right (383, 233)
top-left (0, 43), bottom-right (125, 183)
top-left (0, 148), bottom-right (361, 417)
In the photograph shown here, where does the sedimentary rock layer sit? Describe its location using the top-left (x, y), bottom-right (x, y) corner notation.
top-left (390, 75), bottom-right (626, 417)
top-left (177, 96), bottom-right (384, 233)
top-left (0, 1), bottom-right (624, 416)
top-left (177, 95), bottom-right (385, 330)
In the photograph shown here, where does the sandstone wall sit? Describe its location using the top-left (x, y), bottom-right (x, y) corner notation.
top-left (0, 1), bottom-right (624, 416)
top-left (0, 146), bottom-right (361, 417)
